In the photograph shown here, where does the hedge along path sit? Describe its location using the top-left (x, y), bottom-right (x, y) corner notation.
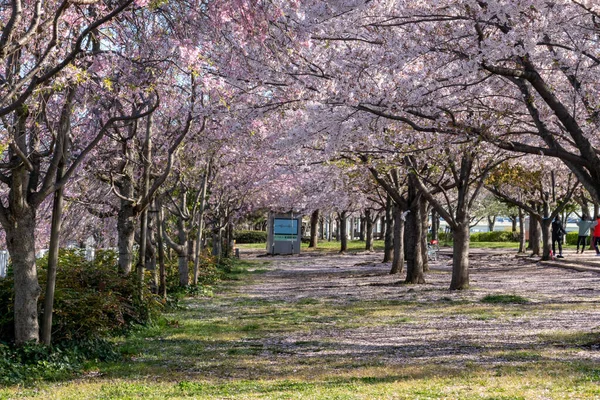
top-left (4, 249), bottom-right (600, 399)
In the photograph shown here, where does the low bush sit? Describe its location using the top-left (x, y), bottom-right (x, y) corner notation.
top-left (234, 230), bottom-right (267, 244)
top-left (471, 231), bottom-right (519, 242)
top-left (166, 251), bottom-right (222, 303)
top-left (566, 232), bottom-right (579, 245)
top-left (0, 249), bottom-right (163, 344)
top-left (0, 338), bottom-right (120, 385)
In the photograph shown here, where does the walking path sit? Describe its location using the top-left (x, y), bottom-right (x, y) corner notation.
top-left (236, 249), bottom-right (600, 371)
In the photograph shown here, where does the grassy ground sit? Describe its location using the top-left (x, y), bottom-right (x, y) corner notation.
top-left (2, 257), bottom-right (600, 399)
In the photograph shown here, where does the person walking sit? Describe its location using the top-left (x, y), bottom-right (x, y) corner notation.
top-left (576, 215), bottom-right (597, 254)
top-left (594, 215), bottom-right (600, 256)
top-left (551, 216), bottom-right (567, 258)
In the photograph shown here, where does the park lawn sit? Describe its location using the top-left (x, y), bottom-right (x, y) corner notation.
top-left (2, 258), bottom-right (600, 399)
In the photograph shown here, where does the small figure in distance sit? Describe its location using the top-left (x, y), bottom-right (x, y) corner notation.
top-left (576, 214), bottom-right (598, 254)
top-left (551, 216), bottom-right (567, 258)
top-left (594, 215), bottom-right (600, 256)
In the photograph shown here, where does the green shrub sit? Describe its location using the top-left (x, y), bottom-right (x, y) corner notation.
top-left (0, 338), bottom-right (120, 385)
top-left (0, 249), bottom-right (163, 344)
top-left (166, 251), bottom-right (222, 302)
top-left (566, 232), bottom-right (579, 245)
top-left (471, 231), bottom-right (519, 242)
top-left (234, 230), bottom-right (267, 244)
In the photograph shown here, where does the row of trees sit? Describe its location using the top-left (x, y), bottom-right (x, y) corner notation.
top-left (1, 1), bottom-right (599, 345)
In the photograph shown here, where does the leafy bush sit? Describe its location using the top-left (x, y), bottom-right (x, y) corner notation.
top-left (166, 251), bottom-right (222, 302)
top-left (470, 231), bottom-right (519, 242)
top-left (234, 230), bottom-right (267, 244)
top-left (0, 249), bottom-right (163, 344)
top-left (0, 338), bottom-right (120, 385)
top-left (566, 232), bottom-right (579, 245)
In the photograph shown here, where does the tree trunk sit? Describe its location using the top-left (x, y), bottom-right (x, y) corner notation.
top-left (487, 215), bottom-right (496, 232)
top-left (319, 216), bottom-right (324, 240)
top-left (136, 115), bottom-right (152, 297)
top-left (420, 200), bottom-right (430, 273)
top-left (145, 211), bottom-right (156, 272)
top-left (383, 195), bottom-right (394, 263)
top-left (390, 204), bottom-right (405, 274)
top-left (511, 216), bottom-right (518, 232)
top-left (177, 218), bottom-right (189, 287)
top-left (212, 226), bottom-right (222, 259)
top-left (156, 200), bottom-right (167, 299)
top-left (518, 208), bottom-right (526, 253)
top-left (591, 203), bottom-right (599, 250)
top-left (225, 220), bottom-right (234, 258)
top-left (540, 217), bottom-right (552, 261)
top-left (193, 169), bottom-right (209, 285)
top-left (339, 211), bottom-right (348, 252)
top-left (41, 164), bottom-right (66, 345)
top-left (450, 221), bottom-right (470, 290)
top-left (431, 209), bottom-right (439, 241)
top-left (328, 214), bottom-right (334, 241)
top-left (365, 209), bottom-right (374, 252)
top-left (404, 177), bottom-right (425, 284)
top-left (528, 212), bottom-right (541, 255)
top-left (117, 197), bottom-right (135, 275)
top-left (309, 209), bottom-right (319, 248)
top-left (5, 207), bottom-right (40, 344)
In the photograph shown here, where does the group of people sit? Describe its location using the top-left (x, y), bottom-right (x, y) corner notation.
top-left (551, 214), bottom-right (600, 258)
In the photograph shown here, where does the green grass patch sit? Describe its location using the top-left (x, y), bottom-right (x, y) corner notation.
top-left (481, 294), bottom-right (530, 304)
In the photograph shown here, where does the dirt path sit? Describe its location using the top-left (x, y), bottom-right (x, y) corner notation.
top-left (237, 249), bottom-right (600, 370)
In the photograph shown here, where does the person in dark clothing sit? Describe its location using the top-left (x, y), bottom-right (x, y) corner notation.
top-left (551, 216), bottom-right (567, 258)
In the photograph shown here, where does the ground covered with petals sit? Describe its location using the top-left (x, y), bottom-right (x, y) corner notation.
top-left (3, 248), bottom-right (600, 399)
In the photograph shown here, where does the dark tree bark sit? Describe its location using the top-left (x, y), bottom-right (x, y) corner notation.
top-left (383, 195), bottom-right (394, 263)
top-left (309, 209), bottom-right (319, 248)
top-left (487, 215), bottom-right (496, 232)
top-left (518, 208), bottom-right (526, 253)
top-left (431, 209), bottom-right (439, 241)
top-left (510, 214), bottom-right (518, 232)
top-left (365, 209), bottom-right (375, 252)
top-left (404, 177), bottom-right (425, 284)
top-left (420, 201), bottom-right (430, 273)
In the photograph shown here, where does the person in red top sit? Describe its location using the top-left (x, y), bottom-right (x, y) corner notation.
top-left (594, 215), bottom-right (600, 255)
